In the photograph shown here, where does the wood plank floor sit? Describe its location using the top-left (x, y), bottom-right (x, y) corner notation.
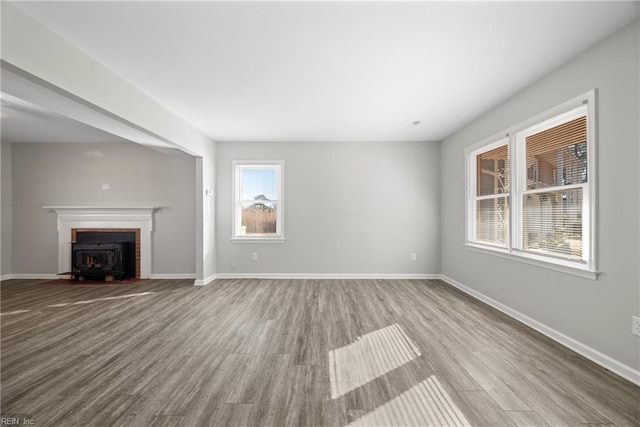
top-left (1, 278), bottom-right (638, 426)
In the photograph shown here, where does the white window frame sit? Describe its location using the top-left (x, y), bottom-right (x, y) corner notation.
top-left (465, 90), bottom-right (598, 279)
top-left (232, 160), bottom-right (285, 243)
top-left (468, 138), bottom-right (510, 249)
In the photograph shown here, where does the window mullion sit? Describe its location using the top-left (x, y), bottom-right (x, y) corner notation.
top-left (522, 182), bottom-right (586, 196)
top-left (511, 133), bottom-right (523, 252)
top-left (467, 149), bottom-right (476, 243)
top-left (582, 183), bottom-right (591, 263)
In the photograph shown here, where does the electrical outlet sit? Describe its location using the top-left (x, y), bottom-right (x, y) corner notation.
top-left (411, 253), bottom-right (417, 261)
top-left (632, 316), bottom-right (640, 337)
top-left (102, 184), bottom-right (110, 190)
top-left (230, 262), bottom-right (236, 270)
top-left (252, 252), bottom-right (258, 261)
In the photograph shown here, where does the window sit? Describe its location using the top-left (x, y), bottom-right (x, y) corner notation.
top-left (466, 91), bottom-right (596, 277)
top-left (232, 161), bottom-right (284, 242)
top-left (471, 140), bottom-right (510, 248)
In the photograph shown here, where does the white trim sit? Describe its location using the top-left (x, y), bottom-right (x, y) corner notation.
top-left (466, 137), bottom-right (510, 248)
top-left (232, 160), bottom-right (285, 241)
top-left (440, 274), bottom-right (640, 387)
top-left (9, 274), bottom-right (59, 280)
top-left (2, 273), bottom-right (206, 283)
top-left (521, 182), bottom-right (586, 196)
top-left (508, 91), bottom-right (594, 138)
top-left (194, 274), bottom-right (217, 286)
top-left (215, 273), bottom-right (439, 280)
top-left (513, 102), bottom-right (592, 266)
top-left (43, 206), bottom-right (158, 214)
top-left (231, 237), bottom-right (286, 244)
top-left (465, 243), bottom-right (599, 280)
top-left (150, 274), bottom-right (196, 280)
top-left (44, 206), bottom-right (157, 279)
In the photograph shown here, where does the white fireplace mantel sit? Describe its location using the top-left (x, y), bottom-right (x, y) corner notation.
top-left (44, 206), bottom-right (158, 278)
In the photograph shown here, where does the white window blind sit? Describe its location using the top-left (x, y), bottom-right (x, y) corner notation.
top-left (466, 90), bottom-right (596, 276)
top-left (520, 108), bottom-right (588, 261)
top-left (473, 142), bottom-right (509, 247)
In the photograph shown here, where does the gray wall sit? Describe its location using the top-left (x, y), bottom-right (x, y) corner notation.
top-left (1, 141), bottom-right (12, 278)
top-left (216, 141), bottom-right (440, 275)
top-left (11, 142), bottom-right (196, 275)
top-left (440, 21), bottom-right (639, 370)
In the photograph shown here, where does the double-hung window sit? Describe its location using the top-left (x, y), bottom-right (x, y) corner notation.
top-left (470, 140), bottom-right (510, 248)
top-left (466, 90), bottom-right (596, 278)
top-left (232, 160), bottom-right (284, 242)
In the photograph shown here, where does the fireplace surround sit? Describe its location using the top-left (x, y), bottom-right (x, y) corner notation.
top-left (44, 206), bottom-right (157, 279)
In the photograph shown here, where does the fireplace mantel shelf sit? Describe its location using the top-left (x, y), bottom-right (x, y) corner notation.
top-left (44, 206), bottom-right (158, 214)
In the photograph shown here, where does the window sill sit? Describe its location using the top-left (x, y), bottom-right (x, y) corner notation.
top-left (232, 237), bottom-right (285, 244)
top-left (464, 243), bottom-right (599, 280)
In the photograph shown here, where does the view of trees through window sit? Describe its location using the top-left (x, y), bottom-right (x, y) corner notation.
top-left (236, 165), bottom-right (280, 237)
top-left (241, 195), bottom-right (277, 234)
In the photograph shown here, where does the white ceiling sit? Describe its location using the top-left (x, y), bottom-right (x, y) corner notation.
top-left (9, 1), bottom-right (640, 143)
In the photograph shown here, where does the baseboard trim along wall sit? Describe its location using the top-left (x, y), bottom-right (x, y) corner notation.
top-left (194, 274), bottom-right (217, 286)
top-left (150, 274), bottom-right (197, 280)
top-left (1, 273), bottom-right (198, 281)
top-left (214, 273), bottom-right (440, 280)
top-left (440, 274), bottom-right (640, 387)
top-left (6, 274), bottom-right (59, 280)
top-left (4, 273), bottom-right (427, 284)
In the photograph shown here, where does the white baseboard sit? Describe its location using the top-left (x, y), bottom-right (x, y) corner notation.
top-left (150, 274), bottom-right (196, 280)
top-left (439, 274), bottom-right (640, 386)
top-left (194, 274), bottom-right (217, 286)
top-left (7, 274), bottom-right (59, 280)
top-left (214, 273), bottom-right (440, 280)
top-left (2, 273), bottom-right (199, 281)
top-left (1, 272), bottom-right (438, 282)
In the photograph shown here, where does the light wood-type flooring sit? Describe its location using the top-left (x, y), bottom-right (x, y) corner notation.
top-left (1, 278), bottom-right (639, 426)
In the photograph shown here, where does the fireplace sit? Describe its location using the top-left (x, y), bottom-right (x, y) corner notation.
top-left (72, 242), bottom-right (128, 280)
top-left (71, 230), bottom-right (138, 280)
top-left (45, 206), bottom-right (156, 279)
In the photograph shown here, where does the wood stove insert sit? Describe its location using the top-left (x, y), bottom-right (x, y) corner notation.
top-left (68, 230), bottom-right (138, 281)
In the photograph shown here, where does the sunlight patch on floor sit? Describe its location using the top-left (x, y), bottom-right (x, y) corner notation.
top-left (329, 323), bottom-right (421, 399)
top-left (0, 309), bottom-right (31, 316)
top-left (46, 291), bottom-right (156, 307)
top-left (348, 375), bottom-right (472, 427)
